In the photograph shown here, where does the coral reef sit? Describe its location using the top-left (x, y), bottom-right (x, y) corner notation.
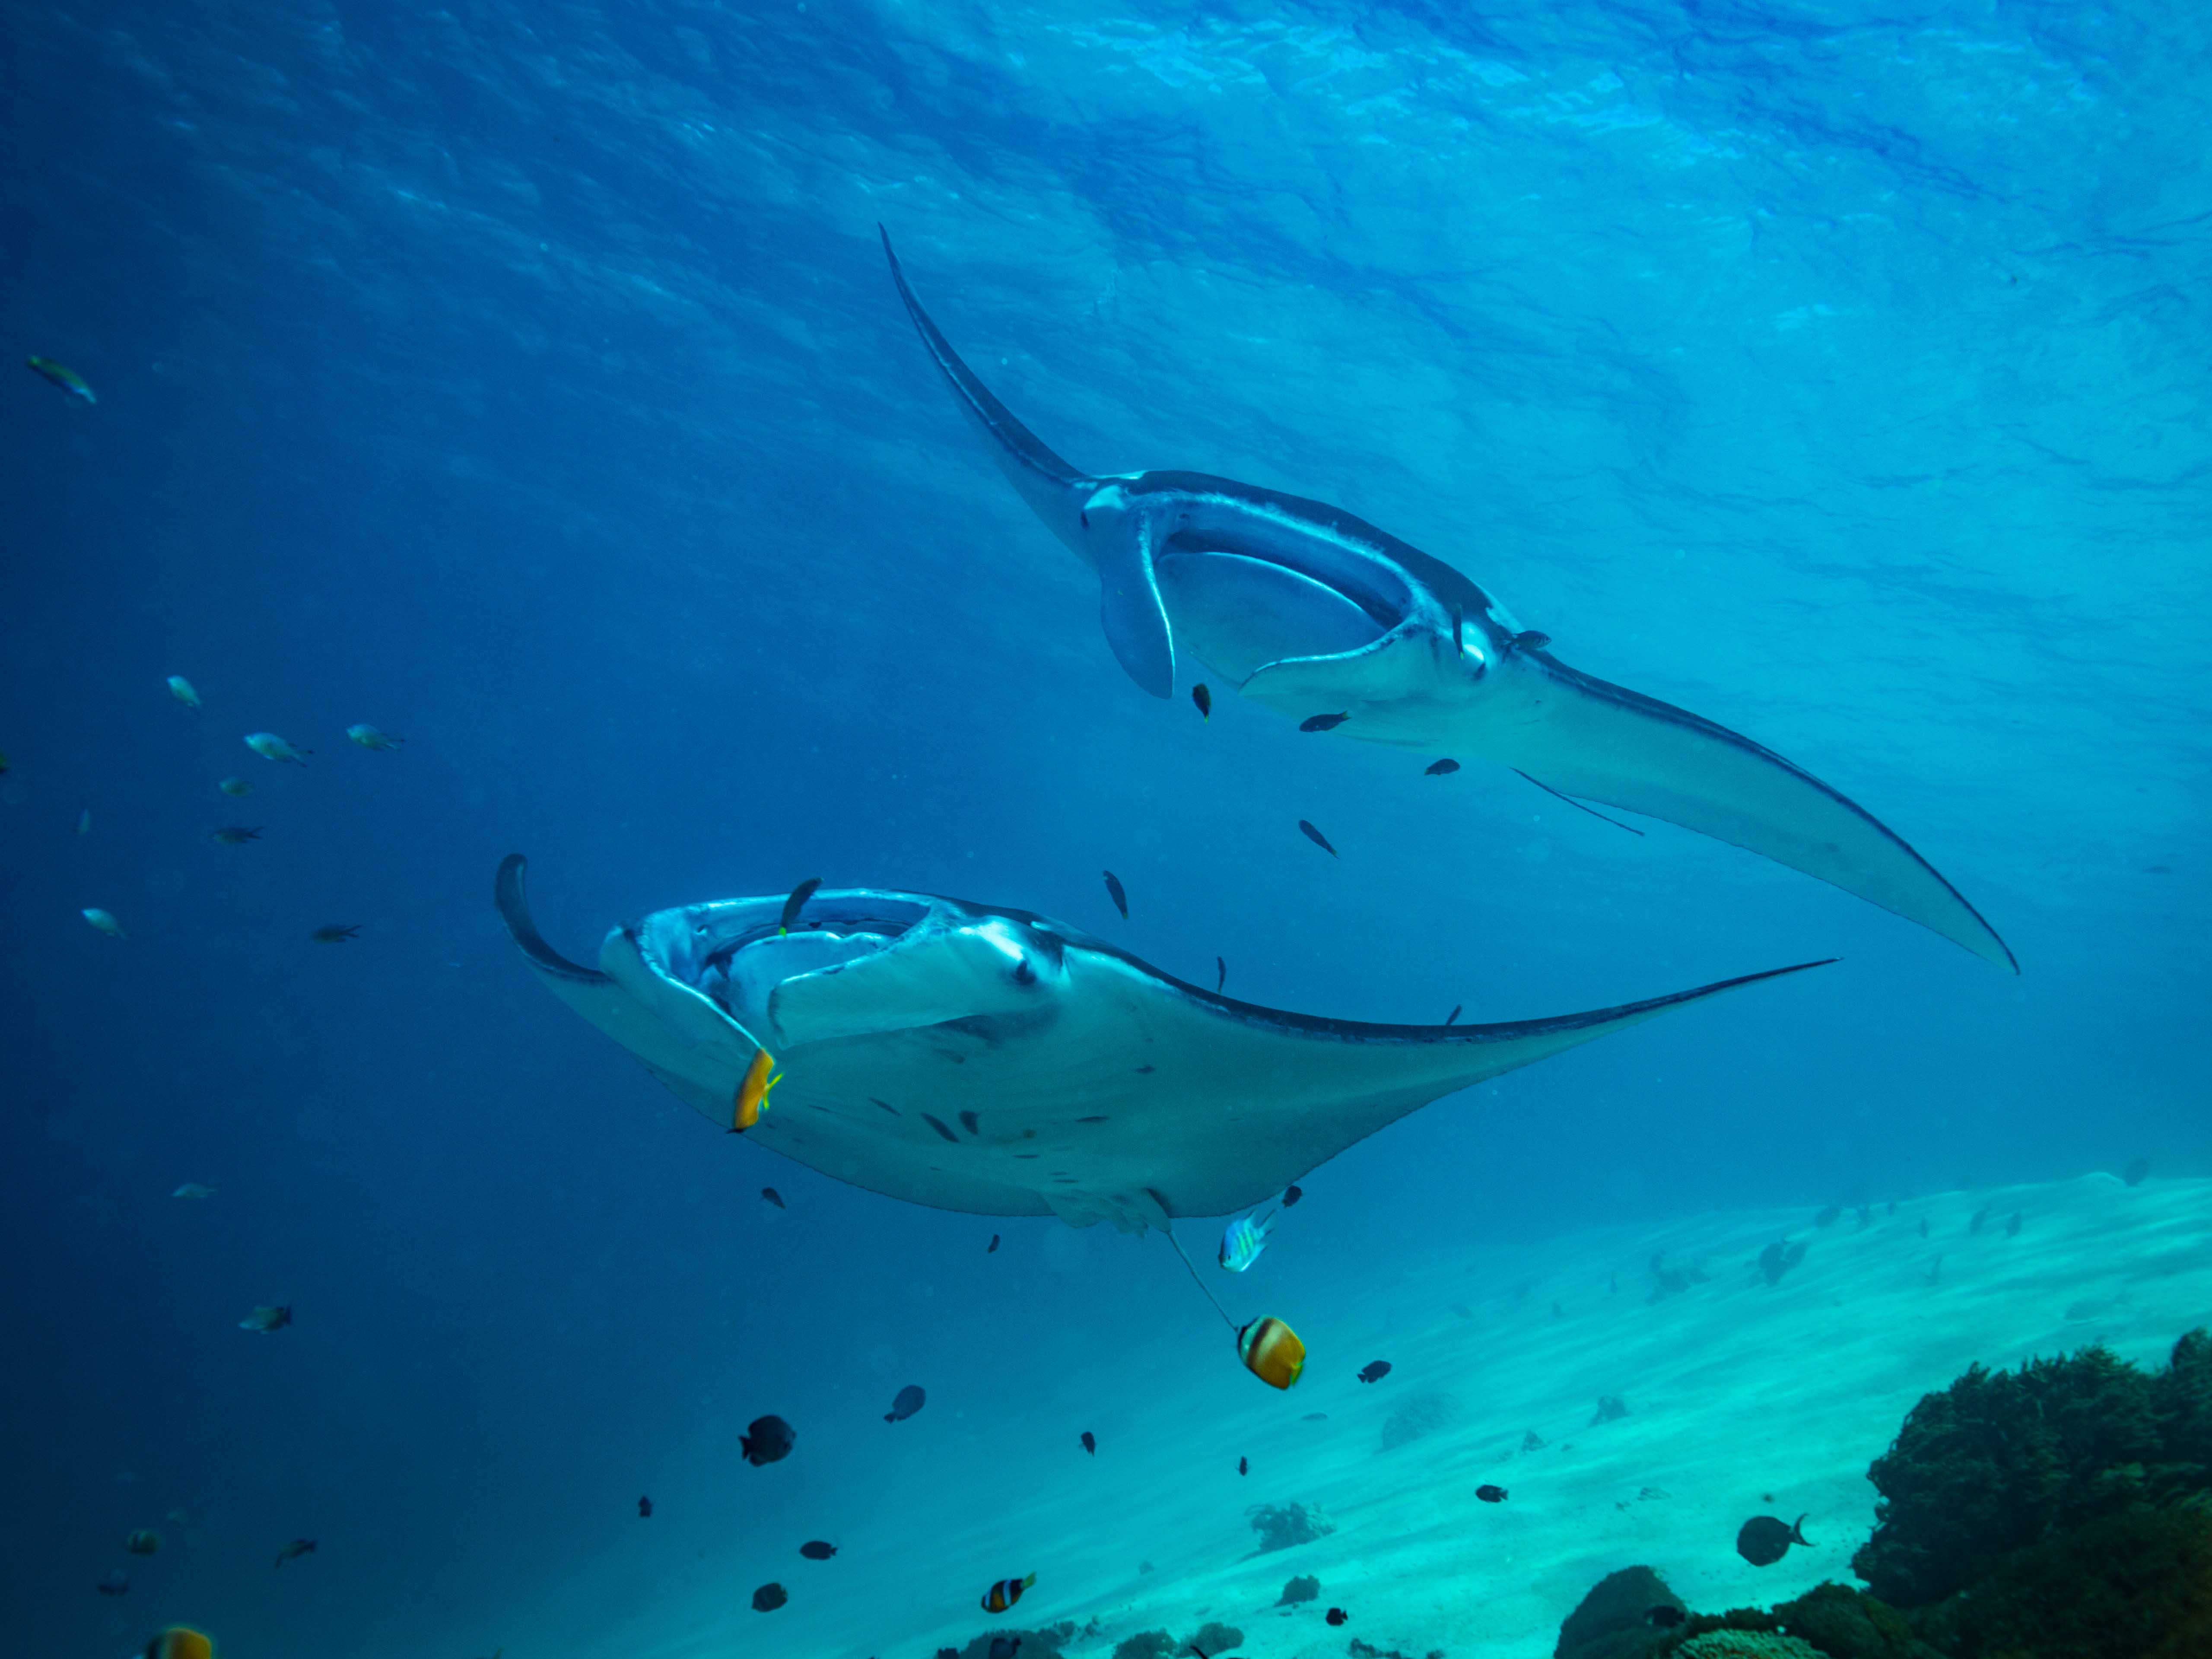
top-left (1112, 1632), bottom-right (1173, 1659)
top-left (1246, 1500), bottom-right (1334, 1551)
top-left (1853, 1330), bottom-right (2212, 1606)
top-left (950, 1624), bottom-right (1074, 1659)
top-left (1276, 1573), bottom-right (1319, 1606)
top-left (1678, 1634), bottom-right (1824, 1659)
top-left (1556, 1564), bottom-right (1684, 1659)
top-left (1188, 1621), bottom-right (1243, 1653)
top-left (1592, 1395), bottom-right (1630, 1424)
top-left (1379, 1390), bottom-right (1466, 1452)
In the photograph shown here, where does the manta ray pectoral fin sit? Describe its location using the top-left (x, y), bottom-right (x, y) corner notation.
top-left (768, 909), bottom-right (1047, 1047)
top-left (879, 227), bottom-right (1095, 554)
top-left (1503, 663), bottom-right (2015, 971)
top-left (1096, 505), bottom-right (1175, 698)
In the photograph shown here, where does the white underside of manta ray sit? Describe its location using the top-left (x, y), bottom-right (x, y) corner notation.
top-left (879, 230), bottom-right (2015, 973)
top-left (497, 855), bottom-right (1827, 1232)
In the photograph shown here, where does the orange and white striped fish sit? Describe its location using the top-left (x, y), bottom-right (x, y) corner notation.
top-left (979, 1571), bottom-right (1035, 1614)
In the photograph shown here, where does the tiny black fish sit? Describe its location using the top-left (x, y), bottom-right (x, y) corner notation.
top-left (95, 1570), bottom-right (130, 1597)
top-left (1103, 870), bottom-right (1128, 919)
top-left (1325, 1608), bottom-right (1348, 1627)
top-left (273, 1538), bottom-right (317, 1567)
top-left (1970, 1205), bottom-right (1990, 1234)
top-left (761, 1187), bottom-right (784, 1209)
top-left (1282, 1184), bottom-right (1302, 1208)
top-left (1735, 1513), bottom-right (1811, 1567)
top-left (1520, 1429), bottom-right (1542, 1449)
top-left (779, 877), bottom-right (821, 933)
top-left (1475, 1484), bottom-right (1507, 1503)
top-left (1424, 759), bottom-right (1459, 776)
top-left (310, 924), bottom-right (360, 943)
top-left (1510, 630), bottom-right (1551, 651)
top-left (885, 1384), bottom-right (926, 1422)
top-left (751, 1582), bottom-right (787, 1612)
top-left (1297, 819), bottom-right (1337, 856)
top-left (1215, 956), bottom-right (1226, 992)
top-left (638, 1496), bottom-right (652, 1518)
top-left (1444, 1004), bottom-right (1461, 1026)
top-left (1299, 712), bottom-right (1348, 733)
top-left (1238, 1456), bottom-right (1248, 1475)
top-left (1081, 1430), bottom-right (1096, 1455)
top-left (211, 826), bottom-right (262, 845)
top-left (2124, 1156), bottom-right (2151, 1187)
top-left (1191, 684), bottom-right (1211, 720)
top-left (741, 1415), bottom-right (795, 1466)
top-left (1303, 1411), bottom-right (1328, 1421)
top-left (987, 1233), bottom-right (1000, 1253)
top-left (799, 1540), bottom-right (837, 1560)
top-left (1647, 1605), bottom-right (1686, 1629)
top-left (1358, 1360), bottom-right (1391, 1383)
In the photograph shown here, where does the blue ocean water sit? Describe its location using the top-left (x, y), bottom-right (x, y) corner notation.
top-left (3, 1), bottom-right (2206, 1655)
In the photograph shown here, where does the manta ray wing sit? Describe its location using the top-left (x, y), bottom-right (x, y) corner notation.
top-left (498, 858), bottom-right (1830, 1228)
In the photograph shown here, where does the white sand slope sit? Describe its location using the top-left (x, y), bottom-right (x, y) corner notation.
top-left (590, 1172), bottom-right (2210, 1659)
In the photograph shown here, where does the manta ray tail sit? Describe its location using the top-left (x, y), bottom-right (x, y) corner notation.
top-left (880, 227), bottom-right (1095, 551)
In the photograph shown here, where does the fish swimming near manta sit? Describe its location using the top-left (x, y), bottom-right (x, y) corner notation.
top-left (879, 230), bottom-right (2013, 972)
top-left (496, 855), bottom-right (1827, 1231)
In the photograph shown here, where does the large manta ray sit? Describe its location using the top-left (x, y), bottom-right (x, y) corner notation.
top-left (498, 856), bottom-right (1826, 1231)
top-left (879, 231), bottom-right (2014, 973)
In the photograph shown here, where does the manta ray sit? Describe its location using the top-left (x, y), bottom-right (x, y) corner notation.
top-left (879, 231), bottom-right (2013, 973)
top-left (497, 855), bottom-right (1826, 1231)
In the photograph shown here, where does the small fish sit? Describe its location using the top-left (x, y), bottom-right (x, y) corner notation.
top-left (1475, 1484), bottom-right (1506, 1503)
top-left (1235, 1315), bottom-right (1306, 1390)
top-left (211, 826), bottom-right (262, 845)
top-left (1647, 1605), bottom-right (1687, 1629)
top-left (980, 1572), bottom-right (1034, 1614)
top-left (1969, 1205), bottom-right (1990, 1235)
top-left (1191, 683), bottom-right (1211, 720)
top-left (167, 676), bottom-right (202, 709)
top-left (0, 750), bottom-right (8, 772)
top-left (1081, 1431), bottom-right (1095, 1455)
top-left (1299, 712), bottom-right (1348, 733)
top-left (83, 907), bottom-right (126, 938)
top-left (346, 724), bottom-right (404, 750)
top-left (310, 924), bottom-right (360, 943)
top-left (638, 1496), bottom-right (652, 1518)
top-left (2124, 1156), bottom-right (2151, 1187)
top-left (799, 1540), bottom-right (837, 1560)
top-left (1519, 1429), bottom-right (1542, 1449)
top-left (239, 1304), bottom-right (292, 1333)
top-left (1735, 1513), bottom-right (1810, 1567)
top-left (779, 877), bottom-right (821, 934)
top-left (244, 732), bottom-right (310, 765)
top-left (27, 356), bottom-right (95, 403)
top-left (741, 1414), bottom-right (795, 1465)
top-left (125, 1530), bottom-right (160, 1555)
top-left (1424, 758), bottom-right (1460, 776)
top-left (731, 1046), bottom-right (782, 1131)
top-left (1282, 1184), bottom-right (1302, 1208)
top-left (1325, 1608), bottom-right (1348, 1627)
top-left (1218, 1205), bottom-right (1279, 1272)
top-left (1511, 630), bottom-right (1551, 652)
top-left (1103, 870), bottom-right (1128, 919)
top-left (751, 1583), bottom-right (787, 1613)
top-left (2004, 1211), bottom-right (2022, 1237)
top-left (96, 1570), bottom-right (130, 1596)
top-left (1358, 1360), bottom-right (1392, 1384)
top-left (1237, 1456), bottom-right (1248, 1475)
top-left (1303, 1411), bottom-right (1329, 1421)
top-left (1215, 956), bottom-right (1226, 992)
top-left (884, 1383), bottom-right (926, 1422)
top-left (73, 806), bottom-right (96, 839)
top-left (760, 1187), bottom-right (784, 1209)
top-left (1297, 819), bottom-right (1337, 856)
top-left (218, 776), bottom-right (253, 797)
top-left (987, 1233), bottom-right (1000, 1253)
top-left (273, 1538), bottom-right (317, 1567)
top-left (145, 1627), bottom-right (215, 1659)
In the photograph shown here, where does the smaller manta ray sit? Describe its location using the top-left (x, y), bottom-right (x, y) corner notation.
top-left (496, 856), bottom-right (1827, 1230)
top-left (880, 231), bottom-right (2013, 972)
